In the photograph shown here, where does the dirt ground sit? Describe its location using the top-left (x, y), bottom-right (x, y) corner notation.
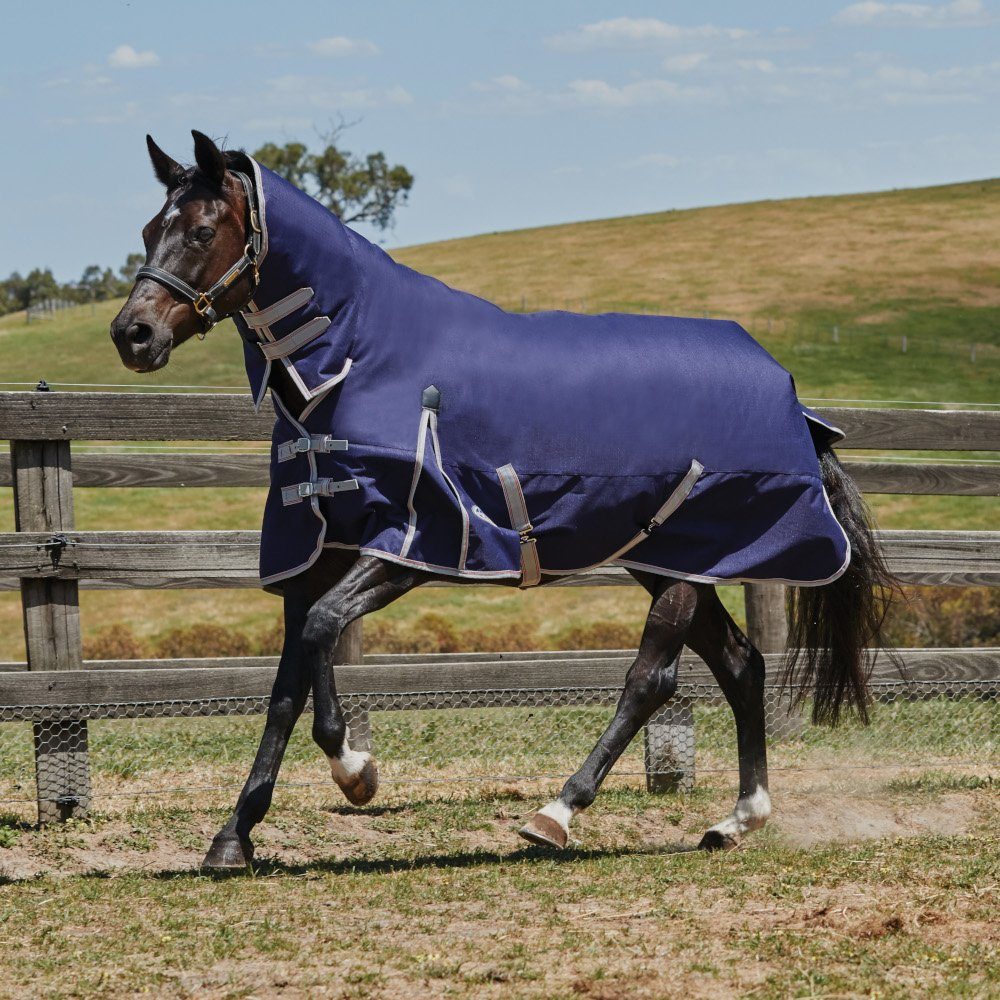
top-left (0, 771), bottom-right (996, 998)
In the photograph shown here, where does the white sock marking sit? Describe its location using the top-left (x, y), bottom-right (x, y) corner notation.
top-left (327, 726), bottom-right (370, 785)
top-left (538, 799), bottom-right (576, 835)
top-left (707, 786), bottom-right (771, 840)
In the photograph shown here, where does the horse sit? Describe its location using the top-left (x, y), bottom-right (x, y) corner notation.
top-left (110, 131), bottom-right (895, 869)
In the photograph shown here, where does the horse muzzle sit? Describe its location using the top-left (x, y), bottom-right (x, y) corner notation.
top-left (110, 311), bottom-right (173, 372)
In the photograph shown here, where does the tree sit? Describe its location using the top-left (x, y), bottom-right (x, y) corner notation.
top-left (254, 125), bottom-right (413, 232)
top-left (22, 268), bottom-right (60, 308)
top-left (118, 253), bottom-right (145, 285)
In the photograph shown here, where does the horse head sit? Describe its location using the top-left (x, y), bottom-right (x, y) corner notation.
top-left (110, 131), bottom-right (257, 372)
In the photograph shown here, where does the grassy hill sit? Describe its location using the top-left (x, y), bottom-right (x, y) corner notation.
top-left (2, 176), bottom-right (998, 400)
top-left (0, 178), bottom-right (997, 660)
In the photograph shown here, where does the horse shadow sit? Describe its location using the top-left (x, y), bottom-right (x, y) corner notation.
top-left (147, 839), bottom-right (700, 883)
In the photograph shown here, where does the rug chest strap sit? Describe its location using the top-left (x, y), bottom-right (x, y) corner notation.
top-left (276, 434), bottom-right (348, 463)
top-left (496, 464), bottom-right (541, 588)
top-left (281, 478), bottom-right (359, 505)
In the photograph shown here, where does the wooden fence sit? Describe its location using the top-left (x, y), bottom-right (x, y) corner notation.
top-left (0, 390), bottom-right (998, 822)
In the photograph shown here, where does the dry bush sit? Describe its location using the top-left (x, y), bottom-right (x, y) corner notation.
top-left (254, 616), bottom-right (284, 656)
top-left (554, 619), bottom-right (641, 650)
top-left (152, 624), bottom-right (254, 659)
top-left (83, 624), bottom-right (149, 661)
top-left (884, 586), bottom-right (1000, 648)
top-left (366, 612), bottom-right (461, 653)
top-left (460, 620), bottom-right (543, 652)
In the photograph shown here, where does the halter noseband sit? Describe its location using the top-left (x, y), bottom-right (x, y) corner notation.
top-left (135, 171), bottom-right (262, 339)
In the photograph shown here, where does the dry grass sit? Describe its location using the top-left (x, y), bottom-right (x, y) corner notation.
top-left (0, 775), bottom-right (996, 998)
top-left (394, 179), bottom-right (1000, 319)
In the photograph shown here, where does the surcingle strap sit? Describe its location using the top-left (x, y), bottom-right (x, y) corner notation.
top-left (281, 478), bottom-right (359, 506)
top-left (276, 434), bottom-right (348, 463)
top-left (496, 464), bottom-right (541, 588)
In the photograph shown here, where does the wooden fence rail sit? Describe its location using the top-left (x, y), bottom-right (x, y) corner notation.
top-left (1, 392), bottom-right (998, 823)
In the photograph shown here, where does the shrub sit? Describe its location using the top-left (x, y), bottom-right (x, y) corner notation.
top-left (152, 624), bottom-right (253, 659)
top-left (365, 612), bottom-right (461, 654)
top-left (83, 624), bottom-right (149, 661)
top-left (254, 616), bottom-right (285, 656)
top-left (460, 621), bottom-right (543, 652)
top-left (554, 619), bottom-right (641, 650)
top-left (884, 586), bottom-right (1000, 648)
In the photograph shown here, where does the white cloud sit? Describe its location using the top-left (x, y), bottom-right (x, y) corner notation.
top-left (833, 0), bottom-right (993, 27)
top-left (548, 17), bottom-right (751, 50)
top-left (49, 100), bottom-right (141, 126)
top-left (266, 76), bottom-right (412, 109)
top-left (107, 44), bottom-right (159, 69)
top-left (308, 36), bottom-right (379, 57)
top-left (662, 53), bottom-right (708, 73)
top-left (865, 58), bottom-right (1000, 102)
top-left (737, 59), bottom-right (777, 73)
top-left (624, 153), bottom-right (681, 169)
top-left (472, 74), bottom-right (529, 92)
top-left (565, 77), bottom-right (710, 108)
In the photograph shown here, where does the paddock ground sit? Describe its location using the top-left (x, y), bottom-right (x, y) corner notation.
top-left (0, 694), bottom-right (996, 999)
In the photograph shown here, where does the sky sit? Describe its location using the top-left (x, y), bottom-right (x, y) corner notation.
top-left (1, 0), bottom-right (999, 282)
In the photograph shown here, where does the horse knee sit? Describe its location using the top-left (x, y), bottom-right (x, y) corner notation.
top-left (301, 605), bottom-right (344, 653)
top-left (625, 659), bottom-right (678, 716)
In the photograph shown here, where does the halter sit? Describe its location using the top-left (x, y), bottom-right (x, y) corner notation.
top-left (135, 171), bottom-right (263, 339)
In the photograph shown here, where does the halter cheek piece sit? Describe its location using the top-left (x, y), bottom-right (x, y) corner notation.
top-left (135, 171), bottom-right (262, 339)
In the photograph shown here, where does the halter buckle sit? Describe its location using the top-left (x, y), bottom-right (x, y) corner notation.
top-left (192, 292), bottom-right (213, 317)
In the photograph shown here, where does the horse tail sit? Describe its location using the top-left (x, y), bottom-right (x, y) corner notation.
top-left (783, 445), bottom-right (899, 726)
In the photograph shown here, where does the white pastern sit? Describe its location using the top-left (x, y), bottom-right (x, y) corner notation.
top-left (327, 727), bottom-right (370, 786)
top-left (538, 799), bottom-right (577, 837)
top-left (706, 786), bottom-right (771, 840)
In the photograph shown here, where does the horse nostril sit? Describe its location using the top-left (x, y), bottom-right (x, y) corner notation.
top-left (127, 322), bottom-right (154, 347)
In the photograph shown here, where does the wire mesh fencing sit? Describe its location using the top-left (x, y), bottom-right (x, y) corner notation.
top-left (1, 676), bottom-right (995, 821)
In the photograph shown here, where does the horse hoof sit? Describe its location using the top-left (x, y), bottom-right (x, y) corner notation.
top-left (518, 812), bottom-right (568, 850)
top-left (698, 829), bottom-right (738, 852)
top-left (202, 834), bottom-right (253, 870)
top-left (340, 757), bottom-right (379, 807)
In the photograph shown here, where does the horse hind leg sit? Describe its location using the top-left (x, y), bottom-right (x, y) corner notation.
top-left (519, 580), bottom-right (698, 849)
top-left (684, 585), bottom-right (771, 849)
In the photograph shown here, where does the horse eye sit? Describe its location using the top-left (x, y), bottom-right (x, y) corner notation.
top-left (194, 226), bottom-right (215, 243)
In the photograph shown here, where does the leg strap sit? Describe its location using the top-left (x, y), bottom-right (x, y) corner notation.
top-left (496, 463), bottom-right (541, 588)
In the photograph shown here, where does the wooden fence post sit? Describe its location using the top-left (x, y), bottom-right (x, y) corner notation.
top-left (11, 437), bottom-right (90, 823)
top-left (743, 582), bottom-right (801, 740)
top-left (643, 696), bottom-right (695, 793)
top-left (334, 619), bottom-right (371, 752)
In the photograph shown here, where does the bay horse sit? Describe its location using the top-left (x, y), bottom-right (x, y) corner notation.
top-left (111, 131), bottom-right (894, 869)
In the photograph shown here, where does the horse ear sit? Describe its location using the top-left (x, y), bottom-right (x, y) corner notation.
top-left (147, 134), bottom-right (181, 187)
top-left (191, 129), bottom-right (227, 187)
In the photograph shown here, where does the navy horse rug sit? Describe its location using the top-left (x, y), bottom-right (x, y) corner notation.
top-left (233, 161), bottom-right (850, 590)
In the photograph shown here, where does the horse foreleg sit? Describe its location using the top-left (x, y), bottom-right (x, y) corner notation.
top-left (303, 555), bottom-right (427, 806)
top-left (519, 580), bottom-right (698, 849)
top-left (685, 586), bottom-right (771, 850)
top-left (203, 589), bottom-right (311, 869)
